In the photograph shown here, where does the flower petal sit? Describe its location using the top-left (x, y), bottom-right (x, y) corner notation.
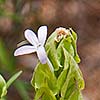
top-left (24, 29), bottom-right (39, 46)
top-left (37, 46), bottom-right (47, 64)
top-left (14, 45), bottom-right (36, 56)
top-left (38, 26), bottom-right (47, 46)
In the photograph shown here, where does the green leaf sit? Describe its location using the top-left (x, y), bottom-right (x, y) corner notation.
top-left (45, 31), bottom-right (61, 71)
top-left (0, 71), bottom-right (22, 98)
top-left (31, 63), bottom-right (58, 94)
top-left (57, 69), bottom-right (68, 91)
top-left (0, 75), bottom-right (6, 98)
top-left (69, 29), bottom-right (81, 63)
top-left (69, 28), bottom-right (77, 41)
top-left (60, 48), bottom-right (84, 99)
top-left (57, 37), bottom-right (74, 64)
top-left (34, 87), bottom-right (56, 100)
top-left (6, 71), bottom-right (22, 88)
top-left (61, 61), bottom-right (71, 98)
top-left (46, 32), bottom-right (57, 44)
top-left (47, 48), bottom-right (60, 71)
top-left (1, 86), bottom-right (7, 98)
top-left (68, 90), bottom-right (83, 100)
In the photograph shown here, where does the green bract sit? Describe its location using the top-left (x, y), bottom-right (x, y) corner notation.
top-left (31, 28), bottom-right (85, 100)
top-left (0, 71), bottom-right (22, 99)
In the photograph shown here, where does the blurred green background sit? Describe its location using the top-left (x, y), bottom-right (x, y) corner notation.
top-left (0, 0), bottom-right (100, 100)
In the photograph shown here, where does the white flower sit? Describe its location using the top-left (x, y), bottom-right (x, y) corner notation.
top-left (14, 26), bottom-right (47, 64)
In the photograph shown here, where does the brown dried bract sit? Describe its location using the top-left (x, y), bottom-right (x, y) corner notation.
top-left (54, 27), bottom-right (70, 42)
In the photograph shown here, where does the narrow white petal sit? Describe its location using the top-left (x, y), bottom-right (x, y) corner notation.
top-left (38, 26), bottom-right (47, 46)
top-left (14, 45), bottom-right (36, 56)
top-left (24, 29), bottom-right (39, 46)
top-left (37, 46), bottom-right (47, 64)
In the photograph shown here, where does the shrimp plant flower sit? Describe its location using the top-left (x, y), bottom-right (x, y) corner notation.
top-left (14, 26), bottom-right (47, 64)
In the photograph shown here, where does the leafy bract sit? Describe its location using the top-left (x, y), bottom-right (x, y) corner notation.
top-left (34, 87), bottom-right (56, 100)
top-left (31, 63), bottom-right (58, 95)
top-left (60, 48), bottom-right (84, 99)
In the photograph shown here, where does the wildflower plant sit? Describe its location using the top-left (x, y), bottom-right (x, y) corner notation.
top-left (14, 26), bottom-right (85, 100)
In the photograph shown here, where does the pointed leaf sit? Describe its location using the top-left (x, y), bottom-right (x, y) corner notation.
top-left (6, 71), bottom-right (22, 88)
top-left (61, 48), bottom-right (84, 99)
top-left (0, 75), bottom-right (6, 98)
top-left (1, 86), bottom-right (7, 98)
top-left (35, 87), bottom-right (56, 100)
top-left (31, 63), bottom-right (57, 94)
top-left (69, 28), bottom-right (77, 41)
top-left (57, 69), bottom-right (68, 91)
